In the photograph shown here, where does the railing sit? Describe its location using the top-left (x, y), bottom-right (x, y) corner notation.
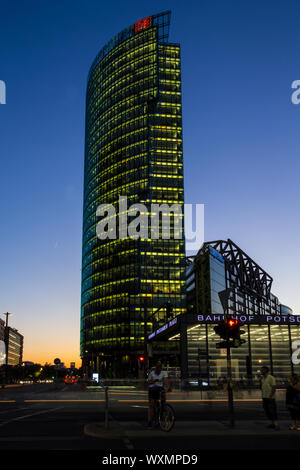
top-left (97, 377), bottom-right (288, 402)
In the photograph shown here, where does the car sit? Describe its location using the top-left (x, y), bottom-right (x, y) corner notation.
top-left (64, 375), bottom-right (78, 384)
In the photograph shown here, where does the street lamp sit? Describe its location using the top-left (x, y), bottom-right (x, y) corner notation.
top-left (1, 312), bottom-right (14, 389)
top-left (1, 312), bottom-right (13, 328)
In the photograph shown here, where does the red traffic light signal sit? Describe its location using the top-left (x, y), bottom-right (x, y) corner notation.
top-left (215, 318), bottom-right (246, 349)
top-left (226, 318), bottom-right (240, 340)
top-left (214, 318), bottom-right (240, 340)
top-left (138, 355), bottom-right (145, 369)
top-left (227, 318), bottom-right (238, 328)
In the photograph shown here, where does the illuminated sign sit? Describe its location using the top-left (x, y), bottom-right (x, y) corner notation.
top-left (156, 324), bottom-right (168, 335)
top-left (135, 16), bottom-right (152, 33)
top-left (148, 313), bottom-right (300, 340)
top-left (197, 314), bottom-right (300, 325)
top-left (148, 317), bottom-right (178, 340)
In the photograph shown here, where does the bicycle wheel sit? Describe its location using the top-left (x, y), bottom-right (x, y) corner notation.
top-left (153, 400), bottom-right (160, 428)
top-left (159, 404), bottom-right (175, 432)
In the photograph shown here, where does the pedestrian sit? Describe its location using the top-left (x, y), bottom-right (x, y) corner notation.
top-left (286, 373), bottom-right (300, 430)
top-left (217, 377), bottom-right (223, 390)
top-left (260, 366), bottom-right (279, 430)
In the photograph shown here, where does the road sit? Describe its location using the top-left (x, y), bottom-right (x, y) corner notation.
top-left (0, 382), bottom-right (299, 457)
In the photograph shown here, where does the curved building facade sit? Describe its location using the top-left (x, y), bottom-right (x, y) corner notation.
top-left (81, 11), bottom-right (186, 376)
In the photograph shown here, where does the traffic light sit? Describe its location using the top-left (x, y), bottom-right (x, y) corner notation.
top-left (226, 318), bottom-right (239, 340)
top-left (226, 318), bottom-right (246, 347)
top-left (215, 318), bottom-right (246, 349)
top-left (166, 301), bottom-right (173, 319)
top-left (232, 326), bottom-right (246, 348)
top-left (138, 356), bottom-right (144, 368)
top-left (214, 320), bottom-right (228, 339)
top-left (137, 355), bottom-right (145, 372)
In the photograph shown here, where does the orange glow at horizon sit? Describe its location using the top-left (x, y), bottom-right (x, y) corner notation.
top-left (18, 321), bottom-right (82, 368)
top-left (23, 350), bottom-right (81, 368)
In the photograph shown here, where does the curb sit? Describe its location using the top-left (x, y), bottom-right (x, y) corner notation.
top-left (83, 421), bottom-right (300, 439)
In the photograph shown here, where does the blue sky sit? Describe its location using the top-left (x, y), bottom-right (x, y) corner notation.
top-left (0, 0), bottom-right (299, 364)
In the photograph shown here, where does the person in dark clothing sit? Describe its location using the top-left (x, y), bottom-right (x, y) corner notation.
top-left (260, 366), bottom-right (279, 430)
top-left (286, 374), bottom-right (300, 430)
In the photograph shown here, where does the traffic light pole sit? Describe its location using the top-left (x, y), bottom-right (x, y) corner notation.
top-left (217, 290), bottom-right (246, 428)
top-left (226, 343), bottom-right (235, 428)
top-left (144, 302), bottom-right (148, 376)
top-left (224, 305), bottom-right (235, 428)
top-left (218, 290), bottom-right (235, 428)
top-left (1, 312), bottom-right (13, 389)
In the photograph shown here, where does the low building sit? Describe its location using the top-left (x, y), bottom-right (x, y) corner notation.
top-left (0, 318), bottom-right (5, 342)
top-left (0, 319), bottom-right (5, 365)
top-left (6, 327), bottom-right (23, 366)
top-left (148, 239), bottom-right (300, 385)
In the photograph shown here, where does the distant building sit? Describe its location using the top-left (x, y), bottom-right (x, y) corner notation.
top-left (54, 362), bottom-right (66, 369)
top-left (0, 318), bottom-right (5, 342)
top-left (6, 328), bottom-right (23, 366)
top-left (0, 319), bottom-right (5, 365)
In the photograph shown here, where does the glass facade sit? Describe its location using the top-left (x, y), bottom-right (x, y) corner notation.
top-left (7, 328), bottom-right (23, 366)
top-left (191, 243), bottom-right (283, 318)
top-left (81, 12), bottom-right (186, 376)
top-left (181, 323), bottom-right (300, 385)
top-left (209, 250), bottom-right (226, 315)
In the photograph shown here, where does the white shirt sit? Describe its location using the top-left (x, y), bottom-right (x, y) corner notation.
top-left (261, 374), bottom-right (276, 398)
top-left (148, 369), bottom-right (168, 388)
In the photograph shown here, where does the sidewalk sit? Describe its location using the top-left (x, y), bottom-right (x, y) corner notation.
top-left (84, 419), bottom-right (297, 439)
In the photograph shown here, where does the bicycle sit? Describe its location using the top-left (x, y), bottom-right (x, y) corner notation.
top-left (153, 390), bottom-right (175, 432)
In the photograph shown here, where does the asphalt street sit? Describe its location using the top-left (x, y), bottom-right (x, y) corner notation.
top-left (0, 382), bottom-right (299, 455)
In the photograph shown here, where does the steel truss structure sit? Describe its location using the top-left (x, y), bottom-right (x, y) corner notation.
top-left (197, 239), bottom-right (273, 300)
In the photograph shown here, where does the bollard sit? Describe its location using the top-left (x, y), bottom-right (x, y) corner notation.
top-left (104, 386), bottom-right (109, 429)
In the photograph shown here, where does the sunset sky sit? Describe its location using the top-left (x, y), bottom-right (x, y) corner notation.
top-left (1, 0), bottom-right (300, 366)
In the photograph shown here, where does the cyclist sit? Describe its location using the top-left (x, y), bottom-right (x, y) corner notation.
top-left (147, 360), bottom-right (170, 429)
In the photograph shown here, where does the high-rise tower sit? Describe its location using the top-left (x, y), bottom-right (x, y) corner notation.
top-left (81, 11), bottom-right (185, 376)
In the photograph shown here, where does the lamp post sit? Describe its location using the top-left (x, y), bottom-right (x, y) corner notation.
top-left (1, 312), bottom-right (13, 389)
